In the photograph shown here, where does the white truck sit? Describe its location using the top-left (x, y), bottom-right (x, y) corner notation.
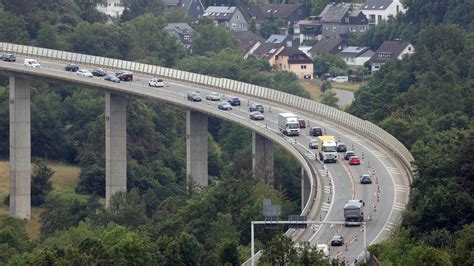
top-left (317, 136), bottom-right (337, 163)
top-left (278, 113), bottom-right (300, 136)
top-left (344, 199), bottom-right (365, 225)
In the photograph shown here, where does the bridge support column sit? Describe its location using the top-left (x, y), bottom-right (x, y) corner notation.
top-left (186, 110), bottom-right (208, 189)
top-left (9, 76), bottom-right (31, 219)
top-left (301, 167), bottom-right (311, 211)
top-left (252, 132), bottom-right (274, 184)
top-left (105, 93), bottom-right (127, 206)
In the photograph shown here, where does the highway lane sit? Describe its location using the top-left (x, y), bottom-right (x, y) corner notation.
top-left (3, 57), bottom-right (408, 263)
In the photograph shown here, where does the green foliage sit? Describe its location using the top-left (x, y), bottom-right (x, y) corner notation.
top-left (320, 80), bottom-right (331, 92)
top-left (320, 90), bottom-right (339, 108)
top-left (76, 165), bottom-right (105, 196)
top-left (312, 53), bottom-right (348, 77)
top-left (259, 17), bottom-right (283, 39)
top-left (192, 24), bottom-right (239, 55)
top-left (121, 0), bottom-right (163, 21)
top-left (0, 9), bottom-right (29, 44)
top-left (31, 159), bottom-right (54, 206)
top-left (0, 217), bottom-right (31, 262)
top-left (250, 17), bottom-right (257, 33)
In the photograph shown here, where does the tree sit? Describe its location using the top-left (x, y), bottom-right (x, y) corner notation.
top-left (192, 25), bottom-right (239, 55)
top-left (249, 17), bottom-right (257, 33)
top-left (259, 17), bottom-right (281, 39)
top-left (454, 223), bottom-right (474, 265)
top-left (260, 234), bottom-right (298, 264)
top-left (31, 159), bottom-right (54, 206)
top-left (76, 165), bottom-right (105, 196)
top-left (36, 23), bottom-right (65, 49)
top-left (320, 90), bottom-right (339, 108)
top-left (320, 80), bottom-right (332, 92)
top-left (0, 9), bottom-right (29, 44)
top-left (217, 240), bottom-right (240, 266)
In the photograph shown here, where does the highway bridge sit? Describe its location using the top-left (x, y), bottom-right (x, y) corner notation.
top-left (0, 43), bottom-right (413, 264)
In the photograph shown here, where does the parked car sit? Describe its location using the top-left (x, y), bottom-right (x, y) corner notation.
top-left (187, 92), bottom-right (201, 102)
top-left (332, 76), bottom-right (349, 83)
top-left (76, 69), bottom-right (93, 78)
top-left (249, 111), bottom-right (264, 120)
top-left (115, 70), bottom-right (133, 81)
top-left (336, 143), bottom-right (347, 152)
top-left (92, 68), bottom-right (107, 77)
top-left (0, 54), bottom-right (16, 62)
top-left (65, 64), bottom-right (79, 72)
top-left (149, 78), bottom-right (164, 87)
top-left (330, 235), bottom-right (344, 246)
top-left (24, 59), bottom-right (41, 68)
top-left (308, 139), bottom-right (318, 149)
top-left (344, 151), bottom-right (355, 160)
top-left (218, 102), bottom-right (232, 110)
top-left (249, 103), bottom-right (264, 113)
top-left (298, 119), bottom-right (306, 129)
top-left (206, 92), bottom-right (221, 101)
top-left (349, 156), bottom-right (361, 165)
top-left (227, 97), bottom-right (241, 106)
top-left (360, 174), bottom-right (372, 184)
top-left (104, 74), bottom-right (120, 83)
top-left (309, 127), bottom-right (323, 137)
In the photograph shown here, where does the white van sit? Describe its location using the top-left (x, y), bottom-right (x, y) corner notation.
top-left (24, 59), bottom-right (41, 68)
top-left (149, 78), bottom-right (165, 87)
top-left (332, 76), bottom-right (348, 83)
top-left (316, 244), bottom-right (330, 257)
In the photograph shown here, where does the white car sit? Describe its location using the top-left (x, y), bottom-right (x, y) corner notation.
top-left (24, 59), bottom-right (41, 68)
top-left (76, 69), bottom-right (93, 78)
top-left (332, 76), bottom-right (349, 83)
top-left (206, 92), bottom-right (221, 101)
top-left (149, 78), bottom-right (164, 87)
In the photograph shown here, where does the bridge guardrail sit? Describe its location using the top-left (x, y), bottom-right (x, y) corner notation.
top-left (0, 42), bottom-right (414, 182)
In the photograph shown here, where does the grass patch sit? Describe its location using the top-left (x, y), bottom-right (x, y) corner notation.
top-left (300, 79), bottom-right (322, 100)
top-left (331, 82), bottom-right (365, 92)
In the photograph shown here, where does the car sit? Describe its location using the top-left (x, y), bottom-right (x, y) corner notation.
top-left (249, 111), bottom-right (264, 120)
top-left (1, 54), bottom-right (16, 62)
top-left (308, 139), bottom-right (318, 149)
top-left (344, 151), bottom-right (355, 160)
top-left (76, 69), bottom-right (93, 78)
top-left (336, 143), bottom-right (347, 152)
top-left (149, 78), bottom-right (165, 87)
top-left (349, 156), bottom-right (361, 165)
top-left (360, 174), bottom-right (372, 184)
top-left (249, 103), bottom-right (264, 113)
top-left (104, 74), bottom-right (120, 83)
top-left (92, 68), bottom-right (107, 77)
top-left (330, 235), bottom-right (344, 246)
top-left (332, 76), bottom-right (349, 83)
top-left (65, 64), bottom-right (79, 72)
top-left (187, 92), bottom-right (202, 102)
top-left (218, 102), bottom-right (232, 110)
top-left (298, 119), bottom-right (306, 129)
top-left (309, 127), bottom-right (323, 137)
top-left (24, 59), bottom-right (41, 68)
top-left (115, 70), bottom-right (133, 81)
top-left (206, 92), bottom-right (221, 101)
top-left (227, 97), bottom-right (241, 106)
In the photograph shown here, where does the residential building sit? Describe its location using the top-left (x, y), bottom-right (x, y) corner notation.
top-left (319, 3), bottom-right (369, 39)
top-left (361, 0), bottom-right (406, 25)
top-left (164, 23), bottom-right (194, 49)
top-left (96, 0), bottom-right (125, 18)
top-left (338, 46), bottom-right (374, 68)
top-left (252, 43), bottom-right (284, 63)
top-left (233, 31), bottom-right (265, 58)
top-left (259, 4), bottom-right (310, 25)
top-left (266, 34), bottom-right (293, 47)
top-left (203, 6), bottom-right (249, 32)
top-left (369, 40), bottom-right (414, 71)
top-left (274, 47), bottom-right (314, 79)
top-left (294, 18), bottom-right (322, 45)
top-left (163, 0), bottom-right (205, 21)
top-left (308, 38), bottom-right (347, 57)
top-left (237, 4), bottom-right (266, 30)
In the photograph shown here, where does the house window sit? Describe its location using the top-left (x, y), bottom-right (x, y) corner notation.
top-left (301, 65), bottom-right (307, 69)
top-left (332, 26), bottom-right (336, 32)
top-left (370, 14), bottom-right (375, 22)
top-left (408, 47), bottom-right (412, 51)
top-left (396, 5), bottom-right (399, 13)
top-left (232, 23), bottom-right (236, 28)
top-left (275, 55), bottom-right (278, 60)
top-left (360, 27), bottom-right (366, 32)
top-left (378, 15), bottom-right (382, 22)
top-left (237, 15), bottom-right (240, 19)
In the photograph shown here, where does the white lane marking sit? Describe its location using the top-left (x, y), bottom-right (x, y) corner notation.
top-left (395, 184), bottom-right (406, 192)
top-left (384, 222), bottom-right (395, 231)
top-left (393, 202), bottom-right (406, 211)
top-left (369, 150), bottom-right (387, 157)
top-left (321, 203), bottom-right (331, 212)
top-left (386, 166), bottom-right (401, 175)
top-left (318, 169), bottom-right (328, 176)
top-left (324, 185), bottom-right (331, 194)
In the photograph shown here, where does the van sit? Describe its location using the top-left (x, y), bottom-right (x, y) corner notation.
top-left (24, 59), bottom-right (41, 68)
top-left (332, 76), bottom-right (348, 83)
top-left (316, 244), bottom-right (330, 257)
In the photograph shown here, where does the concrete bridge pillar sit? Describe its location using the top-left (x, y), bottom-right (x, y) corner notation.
top-left (9, 76), bottom-right (31, 219)
top-left (301, 167), bottom-right (311, 211)
top-left (105, 93), bottom-right (127, 206)
top-left (252, 132), bottom-right (274, 185)
top-left (186, 110), bottom-right (208, 189)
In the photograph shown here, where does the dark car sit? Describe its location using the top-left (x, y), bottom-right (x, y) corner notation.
top-left (344, 151), bottom-right (355, 160)
top-left (227, 97), bottom-right (241, 106)
top-left (309, 127), bottom-right (323, 137)
top-left (104, 74), bottom-right (120, 83)
top-left (249, 111), bottom-right (264, 120)
top-left (336, 143), bottom-right (347, 153)
top-left (115, 71), bottom-right (133, 81)
top-left (308, 139), bottom-right (318, 149)
top-left (360, 174), bottom-right (372, 184)
top-left (298, 119), bottom-right (306, 129)
top-left (92, 68), bottom-right (107, 77)
top-left (1, 54), bottom-right (16, 62)
top-left (249, 103), bottom-right (264, 113)
top-left (218, 102), bottom-right (232, 110)
top-left (65, 64), bottom-right (79, 72)
top-left (187, 92), bottom-right (202, 102)
top-left (330, 235), bottom-right (344, 246)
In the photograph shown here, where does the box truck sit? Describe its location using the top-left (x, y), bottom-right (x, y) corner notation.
top-left (278, 113), bottom-right (300, 136)
top-left (317, 136), bottom-right (337, 163)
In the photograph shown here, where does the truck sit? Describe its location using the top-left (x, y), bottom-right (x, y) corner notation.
top-left (344, 199), bottom-right (364, 225)
top-left (278, 113), bottom-right (300, 136)
top-left (317, 136), bottom-right (337, 163)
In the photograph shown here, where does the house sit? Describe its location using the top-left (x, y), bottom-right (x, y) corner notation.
top-left (233, 31), bottom-right (265, 59)
top-left (266, 34), bottom-right (293, 47)
top-left (237, 4), bottom-right (267, 30)
top-left (294, 18), bottom-right (322, 45)
top-left (274, 47), bottom-right (314, 79)
top-left (252, 42), bottom-right (284, 62)
top-left (163, 0), bottom-right (205, 21)
top-left (259, 4), bottom-right (310, 25)
top-left (319, 3), bottom-right (369, 39)
top-left (369, 40), bottom-right (414, 72)
top-left (164, 23), bottom-right (194, 49)
top-left (338, 46), bottom-right (374, 68)
top-left (361, 0), bottom-right (406, 25)
top-left (308, 38), bottom-right (347, 57)
top-left (203, 6), bottom-right (249, 32)
top-left (96, 0), bottom-right (125, 18)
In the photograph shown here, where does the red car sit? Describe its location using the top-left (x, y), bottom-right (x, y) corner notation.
top-left (349, 156), bottom-right (361, 165)
top-left (298, 119), bottom-right (306, 129)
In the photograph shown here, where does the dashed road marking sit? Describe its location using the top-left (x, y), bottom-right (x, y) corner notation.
top-left (346, 135), bottom-right (363, 142)
top-left (318, 169), bottom-right (328, 176)
top-left (369, 149), bottom-right (387, 157)
top-left (386, 166), bottom-right (401, 175)
top-left (324, 185), bottom-right (331, 194)
top-left (393, 202), bottom-right (406, 211)
top-left (305, 153), bottom-right (315, 160)
top-left (321, 203), bottom-right (330, 212)
top-left (384, 222), bottom-right (395, 231)
top-left (395, 184), bottom-right (406, 192)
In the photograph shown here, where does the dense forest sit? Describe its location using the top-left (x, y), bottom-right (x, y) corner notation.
top-left (0, 0), bottom-right (473, 264)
